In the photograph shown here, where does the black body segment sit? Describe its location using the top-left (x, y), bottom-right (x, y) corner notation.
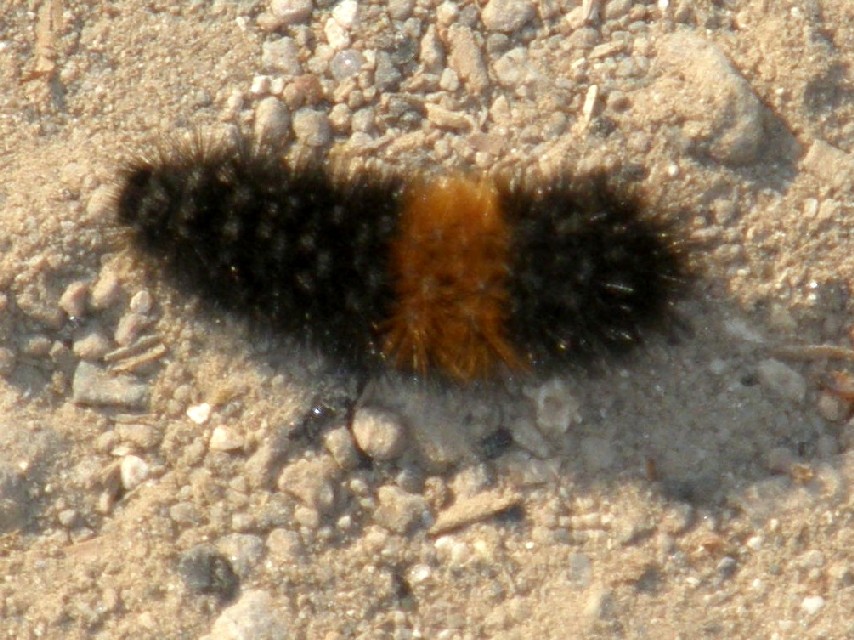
top-left (502, 176), bottom-right (686, 368)
top-left (115, 139), bottom-right (404, 366)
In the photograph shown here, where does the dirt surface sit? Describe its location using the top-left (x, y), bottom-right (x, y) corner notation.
top-left (1, 0), bottom-right (853, 638)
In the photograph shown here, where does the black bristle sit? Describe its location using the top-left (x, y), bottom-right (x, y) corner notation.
top-left (115, 137), bottom-right (404, 367)
top-left (503, 175), bottom-right (687, 368)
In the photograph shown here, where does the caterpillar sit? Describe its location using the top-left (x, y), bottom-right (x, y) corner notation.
top-left (114, 134), bottom-right (688, 381)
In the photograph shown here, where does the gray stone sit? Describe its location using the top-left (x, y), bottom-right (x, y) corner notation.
top-left (655, 33), bottom-right (763, 165)
top-left (72, 362), bottom-right (149, 409)
top-left (330, 49), bottom-right (364, 81)
top-left (0, 463), bottom-right (27, 532)
top-left (178, 544), bottom-right (239, 599)
top-left (373, 51), bottom-right (401, 90)
top-left (580, 436), bottom-right (616, 472)
top-left (568, 552), bottom-right (593, 588)
top-left (292, 108), bottom-right (331, 147)
top-left (262, 37), bottom-right (302, 76)
top-left (757, 358), bottom-right (807, 403)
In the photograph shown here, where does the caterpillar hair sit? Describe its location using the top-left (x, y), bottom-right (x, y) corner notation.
top-left (115, 134), bottom-right (689, 381)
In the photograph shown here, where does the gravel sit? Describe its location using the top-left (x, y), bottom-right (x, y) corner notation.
top-left (1, 0), bottom-right (852, 637)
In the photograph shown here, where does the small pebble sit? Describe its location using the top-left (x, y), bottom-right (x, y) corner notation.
top-left (245, 431), bottom-right (290, 490)
top-left (120, 455), bottom-right (149, 491)
top-left (187, 402), bottom-right (212, 425)
top-left (210, 426), bottom-right (244, 452)
top-left (261, 37), bottom-right (302, 75)
top-left (292, 108), bottom-right (331, 147)
top-left (800, 595), bottom-right (825, 615)
top-left (351, 408), bottom-right (406, 461)
top-left (59, 281), bottom-right (89, 318)
top-left (330, 49), bottom-right (364, 80)
top-left (757, 359), bottom-right (807, 403)
top-left (324, 16), bottom-right (350, 50)
top-left (817, 392), bottom-right (848, 422)
top-left (277, 457), bottom-right (337, 515)
top-left (86, 184), bottom-right (114, 218)
top-left (481, 0), bottom-right (535, 32)
top-left (373, 485), bottom-right (430, 534)
top-left (527, 378), bottom-right (581, 437)
top-left (72, 362), bottom-right (149, 409)
top-left (655, 33), bottom-right (763, 165)
top-left (208, 590), bottom-right (287, 639)
top-left (115, 423), bottom-right (161, 451)
top-left (447, 25), bottom-right (489, 94)
top-left (219, 533), bottom-right (265, 579)
top-left (388, 0), bottom-right (415, 20)
top-left (332, 0), bottom-right (358, 28)
top-left (429, 489), bottom-right (521, 536)
top-left (425, 103), bottom-right (470, 130)
top-left (90, 270), bottom-right (122, 310)
top-left (717, 556), bottom-right (738, 579)
top-left (323, 426), bottom-right (360, 470)
top-left (178, 544), bottom-right (239, 600)
top-left (129, 290), bottom-right (152, 314)
top-left (114, 312), bottom-right (149, 346)
top-left (270, 0), bottom-right (312, 24)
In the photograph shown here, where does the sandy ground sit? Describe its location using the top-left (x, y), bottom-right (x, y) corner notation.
top-left (0, 0), bottom-right (852, 638)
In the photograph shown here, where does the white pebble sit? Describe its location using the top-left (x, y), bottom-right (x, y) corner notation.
top-left (526, 378), bottom-right (581, 436)
top-left (129, 290), bottom-right (152, 314)
top-left (324, 17), bottom-right (350, 50)
top-left (187, 403), bottom-right (212, 425)
top-left (407, 564), bottom-right (432, 584)
top-left (801, 595), bottom-right (824, 615)
top-left (120, 455), bottom-right (149, 490)
top-left (210, 426), bottom-right (244, 451)
top-left (332, 0), bottom-right (358, 28)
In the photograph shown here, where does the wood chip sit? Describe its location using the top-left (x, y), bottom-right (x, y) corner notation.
top-left (429, 489), bottom-right (522, 536)
top-left (108, 343), bottom-right (167, 374)
top-left (104, 335), bottom-right (163, 363)
top-left (769, 344), bottom-right (854, 362)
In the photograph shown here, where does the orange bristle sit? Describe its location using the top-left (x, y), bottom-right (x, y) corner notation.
top-left (381, 175), bottom-right (526, 380)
